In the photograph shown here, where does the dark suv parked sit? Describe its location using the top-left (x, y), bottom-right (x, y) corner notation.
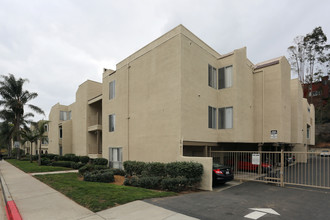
top-left (212, 164), bottom-right (234, 186)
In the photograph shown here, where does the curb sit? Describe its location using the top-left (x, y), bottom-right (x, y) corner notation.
top-left (0, 172), bottom-right (23, 220)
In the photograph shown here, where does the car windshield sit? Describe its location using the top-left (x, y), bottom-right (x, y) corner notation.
top-left (322, 150), bottom-right (329, 152)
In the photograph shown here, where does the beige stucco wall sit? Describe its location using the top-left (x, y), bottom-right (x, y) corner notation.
top-left (71, 80), bottom-right (102, 156)
top-left (253, 57), bottom-right (291, 143)
top-left (102, 33), bottom-right (182, 163)
top-left (177, 155), bottom-right (213, 191)
top-left (291, 79), bottom-right (304, 144)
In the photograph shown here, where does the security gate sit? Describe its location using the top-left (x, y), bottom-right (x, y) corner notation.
top-left (211, 151), bottom-right (330, 189)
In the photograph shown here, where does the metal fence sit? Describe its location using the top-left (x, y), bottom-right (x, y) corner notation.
top-left (211, 151), bottom-right (330, 189)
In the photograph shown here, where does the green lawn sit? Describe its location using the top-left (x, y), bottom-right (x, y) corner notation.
top-left (6, 159), bottom-right (72, 173)
top-left (35, 173), bottom-right (176, 212)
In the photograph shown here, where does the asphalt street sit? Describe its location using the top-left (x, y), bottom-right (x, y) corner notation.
top-left (146, 181), bottom-right (330, 220)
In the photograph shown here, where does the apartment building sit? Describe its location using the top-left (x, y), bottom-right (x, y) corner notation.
top-left (48, 25), bottom-right (314, 190)
top-left (22, 121), bottom-right (49, 155)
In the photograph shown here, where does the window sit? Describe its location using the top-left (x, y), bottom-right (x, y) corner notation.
top-left (59, 126), bottom-right (63, 139)
top-left (208, 65), bottom-right (217, 89)
top-left (41, 137), bottom-right (49, 145)
top-left (219, 107), bottom-right (233, 129)
top-left (307, 124), bottom-right (310, 139)
top-left (44, 124), bottom-right (48, 132)
top-left (109, 114), bottom-right (115, 132)
top-left (109, 147), bottom-right (123, 169)
top-left (109, 80), bottom-right (115, 100)
top-left (208, 106), bottom-right (217, 129)
top-left (60, 111), bottom-right (71, 121)
top-left (218, 65), bottom-right (233, 89)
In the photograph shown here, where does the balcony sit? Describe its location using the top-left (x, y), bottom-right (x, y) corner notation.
top-left (88, 112), bottom-right (102, 132)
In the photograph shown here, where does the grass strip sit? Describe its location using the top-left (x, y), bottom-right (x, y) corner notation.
top-left (35, 173), bottom-right (176, 212)
top-left (6, 159), bottom-right (72, 173)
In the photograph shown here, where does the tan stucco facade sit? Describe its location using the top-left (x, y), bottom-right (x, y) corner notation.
top-left (48, 25), bottom-right (315, 190)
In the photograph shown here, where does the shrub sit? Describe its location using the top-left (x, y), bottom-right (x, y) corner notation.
top-left (161, 177), bottom-right (188, 192)
top-left (124, 176), bottom-right (139, 187)
top-left (144, 162), bottom-right (166, 177)
top-left (166, 162), bottom-right (203, 179)
top-left (124, 161), bottom-right (146, 176)
top-left (93, 158), bottom-right (108, 166)
top-left (12, 148), bottom-right (24, 157)
top-left (110, 168), bottom-right (126, 176)
top-left (63, 154), bottom-right (79, 162)
top-left (78, 156), bottom-right (90, 164)
top-left (41, 158), bottom-right (52, 166)
top-left (78, 164), bottom-right (108, 175)
top-left (32, 155), bottom-right (39, 161)
top-left (84, 169), bottom-right (114, 183)
top-left (138, 176), bottom-right (162, 189)
top-left (71, 162), bottom-right (85, 169)
top-left (51, 161), bottom-right (72, 168)
top-left (45, 154), bottom-right (58, 160)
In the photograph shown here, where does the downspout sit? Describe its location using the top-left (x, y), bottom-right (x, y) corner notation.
top-left (262, 70), bottom-right (264, 144)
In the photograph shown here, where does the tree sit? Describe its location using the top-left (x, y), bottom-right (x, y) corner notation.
top-left (20, 127), bottom-right (38, 162)
top-left (0, 74), bottom-right (44, 159)
top-left (288, 27), bottom-right (330, 92)
top-left (34, 120), bottom-right (49, 165)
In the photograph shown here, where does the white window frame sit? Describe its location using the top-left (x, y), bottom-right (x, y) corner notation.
top-left (219, 107), bottom-right (233, 129)
top-left (109, 147), bottom-right (123, 169)
top-left (109, 114), bottom-right (115, 132)
top-left (109, 80), bottom-right (115, 100)
top-left (218, 65), bottom-right (233, 89)
top-left (208, 64), bottom-right (217, 89)
top-left (208, 106), bottom-right (217, 129)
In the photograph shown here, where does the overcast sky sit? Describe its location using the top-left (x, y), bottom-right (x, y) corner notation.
top-left (1, 0), bottom-right (330, 121)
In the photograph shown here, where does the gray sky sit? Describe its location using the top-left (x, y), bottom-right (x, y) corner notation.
top-left (1, 0), bottom-right (330, 121)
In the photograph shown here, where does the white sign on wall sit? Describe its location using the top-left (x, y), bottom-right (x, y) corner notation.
top-left (252, 154), bottom-right (260, 165)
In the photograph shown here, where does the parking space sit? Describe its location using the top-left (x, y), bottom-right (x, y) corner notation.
top-left (146, 181), bottom-right (330, 220)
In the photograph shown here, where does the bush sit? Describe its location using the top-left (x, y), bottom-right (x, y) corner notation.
top-left (78, 156), bottom-right (90, 164)
top-left (84, 169), bottom-right (114, 183)
top-left (78, 164), bottom-right (108, 175)
top-left (161, 177), bottom-right (188, 192)
top-left (32, 155), bottom-right (39, 161)
top-left (138, 176), bottom-right (162, 189)
top-left (20, 158), bottom-right (30, 161)
top-left (41, 158), bottom-right (52, 166)
top-left (51, 161), bottom-right (72, 168)
top-left (45, 154), bottom-right (58, 160)
top-left (12, 148), bottom-right (24, 157)
top-left (124, 161), bottom-right (146, 176)
top-left (110, 168), bottom-right (126, 176)
top-left (71, 162), bottom-right (85, 169)
top-left (63, 154), bottom-right (80, 162)
top-left (124, 176), bottom-right (139, 187)
top-left (93, 158), bottom-right (108, 166)
top-left (144, 162), bottom-right (166, 177)
top-left (166, 162), bottom-right (203, 179)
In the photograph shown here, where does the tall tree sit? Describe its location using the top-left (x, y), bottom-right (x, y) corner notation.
top-left (20, 126), bottom-right (38, 162)
top-left (34, 120), bottom-right (49, 165)
top-left (0, 74), bottom-right (44, 159)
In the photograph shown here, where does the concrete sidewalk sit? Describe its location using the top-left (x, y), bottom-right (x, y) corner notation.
top-left (0, 160), bottom-right (198, 220)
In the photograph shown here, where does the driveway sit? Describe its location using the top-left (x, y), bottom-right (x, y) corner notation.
top-left (146, 181), bottom-right (330, 220)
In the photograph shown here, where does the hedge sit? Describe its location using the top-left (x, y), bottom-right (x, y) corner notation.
top-left (123, 161), bottom-right (146, 176)
top-left (78, 156), bottom-right (90, 164)
top-left (123, 160), bottom-right (204, 192)
top-left (78, 164), bottom-right (108, 175)
top-left (51, 161), bottom-right (72, 168)
top-left (84, 169), bottom-right (114, 183)
top-left (93, 158), bottom-right (108, 165)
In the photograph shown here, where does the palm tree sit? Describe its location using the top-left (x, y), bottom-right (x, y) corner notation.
top-left (0, 74), bottom-right (44, 159)
top-left (21, 127), bottom-right (38, 162)
top-left (34, 120), bottom-right (49, 165)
